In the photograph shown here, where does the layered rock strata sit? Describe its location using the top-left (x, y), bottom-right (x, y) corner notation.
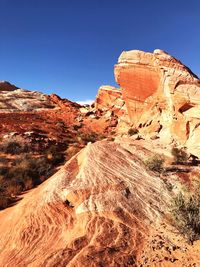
top-left (114, 49), bottom-right (200, 155)
top-left (0, 140), bottom-right (169, 266)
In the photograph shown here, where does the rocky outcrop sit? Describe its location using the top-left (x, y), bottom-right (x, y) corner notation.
top-left (1, 138), bottom-right (200, 266)
top-left (95, 85), bottom-right (126, 115)
top-left (0, 87), bottom-right (55, 112)
top-left (114, 49), bottom-right (200, 156)
top-left (2, 51), bottom-right (200, 266)
top-left (0, 140), bottom-right (169, 266)
top-left (94, 85), bottom-right (129, 133)
top-left (0, 81), bottom-right (18, 91)
top-left (50, 94), bottom-right (81, 110)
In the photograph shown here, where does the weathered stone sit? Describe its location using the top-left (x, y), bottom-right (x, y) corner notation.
top-left (95, 85), bottom-right (126, 116)
top-left (114, 49), bottom-right (200, 156)
top-left (0, 81), bottom-right (18, 91)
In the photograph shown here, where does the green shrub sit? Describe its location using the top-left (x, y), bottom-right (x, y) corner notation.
top-left (144, 155), bottom-right (164, 173)
top-left (128, 128), bottom-right (138, 136)
top-left (171, 191), bottom-right (200, 242)
top-left (171, 147), bottom-right (188, 163)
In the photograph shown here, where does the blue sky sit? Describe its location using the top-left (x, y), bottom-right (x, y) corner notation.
top-left (0, 0), bottom-right (200, 102)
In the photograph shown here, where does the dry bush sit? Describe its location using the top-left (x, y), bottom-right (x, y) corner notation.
top-left (144, 155), bottom-right (165, 173)
top-left (45, 144), bottom-right (65, 165)
top-left (171, 178), bottom-right (200, 242)
top-left (171, 147), bottom-right (188, 164)
top-left (6, 182), bottom-right (22, 196)
top-left (128, 128), bottom-right (138, 136)
top-left (0, 140), bottom-right (68, 210)
top-left (80, 133), bottom-right (99, 144)
top-left (0, 136), bottom-right (29, 154)
top-left (0, 154), bottom-right (55, 210)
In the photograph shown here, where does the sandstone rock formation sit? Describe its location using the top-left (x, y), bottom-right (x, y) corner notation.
top-left (0, 140), bottom-right (169, 266)
top-left (0, 81), bottom-right (117, 141)
top-left (0, 87), bottom-right (55, 112)
top-left (50, 93), bottom-right (81, 111)
top-left (1, 138), bottom-right (200, 266)
top-left (2, 50), bottom-right (200, 266)
top-left (0, 81), bottom-right (18, 91)
top-left (94, 85), bottom-right (130, 134)
top-left (114, 49), bottom-right (200, 156)
top-left (95, 85), bottom-right (126, 116)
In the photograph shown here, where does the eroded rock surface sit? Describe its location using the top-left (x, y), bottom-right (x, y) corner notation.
top-left (95, 85), bottom-right (126, 115)
top-left (0, 87), bottom-right (55, 112)
top-left (2, 50), bottom-right (200, 266)
top-left (1, 138), bottom-right (200, 266)
top-left (0, 140), bottom-right (169, 266)
top-left (114, 49), bottom-right (200, 156)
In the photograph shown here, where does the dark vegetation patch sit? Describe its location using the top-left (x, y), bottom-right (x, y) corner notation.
top-left (128, 127), bottom-right (138, 136)
top-left (79, 132), bottom-right (105, 144)
top-left (171, 147), bottom-right (188, 164)
top-left (0, 137), bottom-right (68, 210)
top-left (144, 154), bottom-right (164, 173)
top-left (171, 178), bottom-right (200, 243)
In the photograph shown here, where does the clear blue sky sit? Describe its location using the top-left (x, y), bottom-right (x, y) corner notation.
top-left (0, 0), bottom-right (200, 102)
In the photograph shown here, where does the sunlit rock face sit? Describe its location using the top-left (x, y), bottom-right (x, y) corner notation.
top-left (0, 81), bottom-right (55, 112)
top-left (0, 140), bottom-right (169, 266)
top-left (95, 85), bottom-right (126, 116)
top-left (115, 49), bottom-right (200, 156)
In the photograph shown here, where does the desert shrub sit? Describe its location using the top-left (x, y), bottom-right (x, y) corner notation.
top-left (80, 133), bottom-right (98, 143)
top-left (0, 137), bottom-right (29, 154)
top-left (0, 154), bottom-right (56, 210)
top-left (45, 144), bottom-right (65, 165)
top-left (0, 140), bottom-right (68, 210)
top-left (18, 156), bottom-right (53, 184)
top-left (73, 124), bottom-right (82, 131)
top-left (128, 128), bottom-right (138, 136)
top-left (110, 131), bottom-right (116, 135)
top-left (6, 182), bottom-right (22, 196)
top-left (171, 147), bottom-right (188, 164)
top-left (171, 192), bottom-right (200, 242)
top-left (0, 167), bottom-right (8, 176)
top-left (144, 155), bottom-right (164, 173)
top-left (5, 156), bottom-right (52, 187)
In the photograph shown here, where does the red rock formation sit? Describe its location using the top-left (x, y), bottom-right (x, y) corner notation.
top-left (0, 140), bottom-right (168, 266)
top-left (50, 94), bottom-right (81, 110)
top-left (0, 82), bottom-right (119, 153)
top-left (0, 81), bottom-right (18, 91)
top-left (95, 85), bottom-right (121, 107)
top-left (0, 139), bottom-right (200, 266)
top-left (114, 49), bottom-right (200, 156)
top-left (95, 85), bottom-right (127, 117)
top-left (1, 53), bottom-right (200, 266)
